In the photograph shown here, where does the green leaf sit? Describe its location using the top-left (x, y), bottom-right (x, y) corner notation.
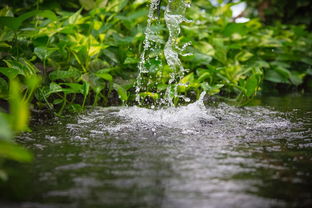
top-left (245, 74), bottom-right (259, 97)
top-left (4, 59), bottom-right (38, 75)
top-left (0, 67), bottom-right (19, 79)
top-left (0, 113), bottom-right (12, 140)
top-left (235, 51), bottom-right (254, 62)
top-left (212, 38), bottom-right (227, 64)
top-left (34, 46), bottom-right (57, 61)
top-left (9, 79), bottom-right (29, 132)
top-left (113, 83), bottom-right (128, 101)
top-left (79, 0), bottom-right (96, 10)
top-left (289, 72), bottom-right (303, 86)
top-left (139, 92), bottom-right (159, 99)
top-left (185, 53), bottom-right (212, 66)
top-left (178, 73), bottom-right (195, 93)
top-left (201, 83), bottom-right (224, 95)
top-left (223, 23), bottom-right (248, 37)
top-left (0, 10), bottom-right (57, 30)
top-left (49, 68), bottom-right (81, 81)
top-left (124, 57), bottom-right (139, 64)
top-left (53, 99), bottom-right (63, 105)
top-left (198, 72), bottom-right (211, 82)
top-left (95, 72), bottom-right (113, 82)
top-left (0, 42), bottom-right (11, 48)
top-left (82, 81), bottom-right (90, 97)
top-left (264, 70), bottom-right (290, 84)
top-left (0, 77), bottom-right (8, 98)
top-left (68, 8), bottom-right (82, 24)
top-left (0, 140), bottom-right (32, 162)
top-left (68, 104), bottom-right (83, 113)
top-left (61, 83), bottom-right (83, 94)
top-left (196, 41), bottom-right (215, 56)
top-left (48, 82), bottom-right (64, 95)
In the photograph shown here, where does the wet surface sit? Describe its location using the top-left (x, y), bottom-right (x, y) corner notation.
top-left (1, 94), bottom-right (312, 208)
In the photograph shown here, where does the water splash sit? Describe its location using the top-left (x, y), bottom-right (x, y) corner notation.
top-left (135, 0), bottom-right (192, 106)
top-left (119, 92), bottom-right (211, 130)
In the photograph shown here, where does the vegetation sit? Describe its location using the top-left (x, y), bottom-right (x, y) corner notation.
top-left (0, 0), bottom-right (311, 179)
top-left (243, 0), bottom-right (312, 30)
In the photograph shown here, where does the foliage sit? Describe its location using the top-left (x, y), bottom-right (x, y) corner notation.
top-left (0, 0), bottom-right (311, 110)
top-left (183, 1), bottom-right (312, 101)
top-left (243, 0), bottom-right (312, 30)
top-left (0, 76), bottom-right (37, 180)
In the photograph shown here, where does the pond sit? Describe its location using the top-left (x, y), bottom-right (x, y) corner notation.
top-left (1, 93), bottom-right (312, 208)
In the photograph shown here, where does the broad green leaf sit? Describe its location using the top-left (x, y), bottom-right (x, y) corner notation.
top-left (95, 72), bottom-right (113, 82)
top-left (178, 73), bottom-right (195, 92)
top-left (0, 77), bottom-right (8, 98)
top-left (9, 80), bottom-right (29, 132)
top-left (68, 8), bottom-right (82, 24)
top-left (301, 57), bottom-right (312, 65)
top-left (0, 42), bottom-right (11, 48)
top-left (113, 83), bottom-right (128, 101)
top-left (124, 57), bottom-right (139, 64)
top-left (245, 74), bottom-right (259, 97)
top-left (48, 82), bottom-right (64, 94)
top-left (4, 58), bottom-right (39, 75)
top-left (88, 45), bottom-right (103, 57)
top-left (25, 74), bottom-right (41, 91)
top-left (212, 38), bottom-right (227, 64)
top-left (68, 104), bottom-right (83, 113)
top-left (79, 0), bottom-right (96, 10)
top-left (180, 73), bottom-right (194, 84)
top-left (0, 140), bottom-right (32, 162)
top-left (53, 99), bottom-right (63, 105)
top-left (264, 70), bottom-right (290, 84)
top-left (223, 23), bottom-right (248, 37)
top-left (82, 81), bottom-right (90, 97)
top-left (49, 68), bottom-right (81, 81)
top-left (184, 53), bottom-right (212, 66)
top-left (61, 83), bottom-right (83, 94)
top-left (201, 83), bottom-right (224, 95)
top-left (0, 10), bottom-right (56, 30)
top-left (198, 72), bottom-right (211, 82)
top-left (34, 46), bottom-right (57, 61)
top-left (235, 51), bottom-right (254, 62)
top-left (0, 67), bottom-right (20, 79)
top-left (196, 42), bottom-right (215, 56)
top-left (139, 92), bottom-right (159, 99)
top-left (289, 72), bottom-right (304, 86)
top-left (0, 113), bottom-right (12, 140)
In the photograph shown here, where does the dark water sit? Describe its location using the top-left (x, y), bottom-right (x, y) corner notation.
top-left (1, 94), bottom-right (312, 208)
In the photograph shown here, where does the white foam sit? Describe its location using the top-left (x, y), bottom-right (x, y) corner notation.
top-left (117, 92), bottom-right (215, 129)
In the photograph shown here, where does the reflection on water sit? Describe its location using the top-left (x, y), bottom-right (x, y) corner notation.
top-left (1, 94), bottom-right (312, 208)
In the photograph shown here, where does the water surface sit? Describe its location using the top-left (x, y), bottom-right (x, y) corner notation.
top-left (1, 94), bottom-right (312, 208)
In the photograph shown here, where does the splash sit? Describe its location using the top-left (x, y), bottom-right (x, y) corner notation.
top-left (119, 92), bottom-right (212, 130)
top-left (135, 0), bottom-right (192, 106)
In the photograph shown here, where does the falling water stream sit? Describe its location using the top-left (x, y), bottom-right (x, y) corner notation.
top-left (136, 0), bottom-right (192, 106)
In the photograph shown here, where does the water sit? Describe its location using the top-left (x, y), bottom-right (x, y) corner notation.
top-left (1, 94), bottom-right (311, 208)
top-left (135, 0), bottom-right (163, 104)
top-left (136, 0), bottom-right (192, 106)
